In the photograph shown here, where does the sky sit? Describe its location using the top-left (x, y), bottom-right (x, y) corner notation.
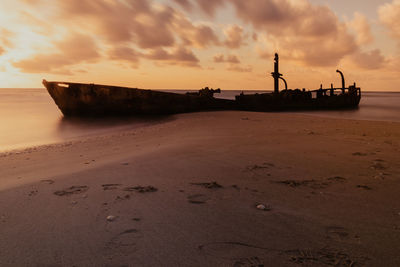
top-left (0, 0), bottom-right (399, 91)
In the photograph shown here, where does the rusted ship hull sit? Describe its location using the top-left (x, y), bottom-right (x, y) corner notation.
top-left (236, 53), bottom-right (361, 111)
top-left (43, 80), bottom-right (235, 117)
top-left (43, 54), bottom-right (361, 117)
top-left (236, 87), bottom-right (361, 111)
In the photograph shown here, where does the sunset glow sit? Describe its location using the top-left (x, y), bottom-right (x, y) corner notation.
top-left (0, 0), bottom-right (399, 91)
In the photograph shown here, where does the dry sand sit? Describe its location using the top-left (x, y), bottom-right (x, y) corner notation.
top-left (0, 111), bottom-right (399, 266)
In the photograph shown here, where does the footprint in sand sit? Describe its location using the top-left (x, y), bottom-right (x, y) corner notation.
top-left (352, 152), bottom-right (368, 156)
top-left (273, 179), bottom-right (329, 189)
top-left (326, 226), bottom-right (349, 241)
top-left (28, 190), bottom-right (38, 196)
top-left (286, 247), bottom-right (368, 266)
top-left (274, 177), bottom-right (347, 190)
top-left (187, 194), bottom-right (210, 204)
top-left (123, 186), bottom-right (158, 193)
top-left (233, 256), bottom-right (264, 267)
top-left (245, 163), bottom-right (275, 172)
top-left (326, 226), bottom-right (361, 244)
top-left (356, 185), bottom-right (372, 190)
top-left (327, 176), bottom-right (347, 183)
top-left (370, 159), bottom-right (387, 170)
top-left (199, 242), bottom-right (276, 265)
top-left (190, 182), bottom-right (223, 189)
top-left (106, 229), bottom-right (142, 254)
top-left (54, 185), bottom-right (89, 196)
top-left (41, 179), bottom-right (55, 185)
top-left (102, 184), bottom-right (121, 190)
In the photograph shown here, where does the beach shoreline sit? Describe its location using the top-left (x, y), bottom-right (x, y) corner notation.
top-left (1, 111), bottom-right (399, 266)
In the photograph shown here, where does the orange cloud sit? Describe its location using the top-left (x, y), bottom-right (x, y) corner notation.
top-left (379, 0), bottom-right (400, 42)
top-left (0, 28), bottom-right (14, 50)
top-left (108, 46), bottom-right (141, 68)
top-left (172, 13), bottom-right (220, 48)
top-left (223, 25), bottom-right (248, 49)
top-left (348, 12), bottom-right (373, 46)
top-left (13, 32), bottom-right (100, 73)
top-left (226, 65), bottom-right (252, 73)
top-left (144, 47), bottom-right (200, 67)
top-left (194, 0), bottom-right (358, 66)
top-left (173, 0), bottom-right (192, 11)
top-left (213, 54), bottom-right (240, 64)
top-left (350, 49), bottom-right (385, 69)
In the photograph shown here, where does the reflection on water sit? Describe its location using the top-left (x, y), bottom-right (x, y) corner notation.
top-left (0, 88), bottom-right (172, 151)
top-left (213, 90), bottom-right (400, 122)
top-left (56, 115), bottom-right (173, 140)
top-left (0, 88), bottom-right (399, 152)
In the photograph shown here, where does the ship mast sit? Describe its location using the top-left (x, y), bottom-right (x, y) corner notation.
top-left (271, 53), bottom-right (282, 94)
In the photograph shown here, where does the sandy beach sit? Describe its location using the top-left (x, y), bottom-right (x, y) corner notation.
top-left (0, 111), bottom-right (399, 266)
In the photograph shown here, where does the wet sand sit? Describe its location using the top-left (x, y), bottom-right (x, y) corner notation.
top-left (0, 111), bottom-right (399, 266)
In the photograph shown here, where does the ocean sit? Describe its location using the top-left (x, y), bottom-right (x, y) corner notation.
top-left (0, 88), bottom-right (399, 152)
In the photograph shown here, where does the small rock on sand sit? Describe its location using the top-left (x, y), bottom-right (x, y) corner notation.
top-left (107, 215), bottom-right (117, 222)
top-left (256, 204), bottom-right (271, 211)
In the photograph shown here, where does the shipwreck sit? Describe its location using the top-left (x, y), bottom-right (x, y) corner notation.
top-left (236, 53), bottom-right (361, 111)
top-left (43, 53), bottom-right (361, 117)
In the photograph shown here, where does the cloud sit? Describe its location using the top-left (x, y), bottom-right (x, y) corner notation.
top-left (13, 0), bottom-right (227, 71)
top-left (350, 49), bottom-right (385, 70)
top-left (379, 0), bottom-right (400, 42)
top-left (144, 47), bottom-right (200, 67)
top-left (348, 12), bottom-right (373, 46)
top-left (223, 25), bottom-right (248, 49)
top-left (172, 13), bottom-right (220, 48)
top-left (196, 0), bottom-right (225, 16)
top-left (13, 32), bottom-right (100, 73)
top-left (227, 65), bottom-right (252, 72)
top-left (213, 54), bottom-right (240, 64)
top-left (173, 0), bottom-right (192, 10)
top-left (196, 0), bottom-right (358, 66)
top-left (108, 46), bottom-right (141, 68)
top-left (0, 28), bottom-right (14, 50)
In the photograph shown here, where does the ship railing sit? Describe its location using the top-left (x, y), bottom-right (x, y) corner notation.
top-left (310, 85), bottom-right (360, 97)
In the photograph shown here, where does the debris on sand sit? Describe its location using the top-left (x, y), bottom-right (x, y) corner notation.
top-left (124, 186), bottom-right (158, 193)
top-left (190, 181), bottom-right (223, 189)
top-left (54, 185), bottom-right (89, 196)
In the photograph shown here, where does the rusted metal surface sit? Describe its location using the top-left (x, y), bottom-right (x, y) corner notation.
top-left (43, 53), bottom-right (361, 117)
top-left (236, 54), bottom-right (361, 111)
top-left (43, 80), bottom-right (235, 116)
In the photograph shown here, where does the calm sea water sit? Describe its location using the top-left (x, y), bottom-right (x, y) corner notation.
top-left (0, 88), bottom-right (399, 151)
